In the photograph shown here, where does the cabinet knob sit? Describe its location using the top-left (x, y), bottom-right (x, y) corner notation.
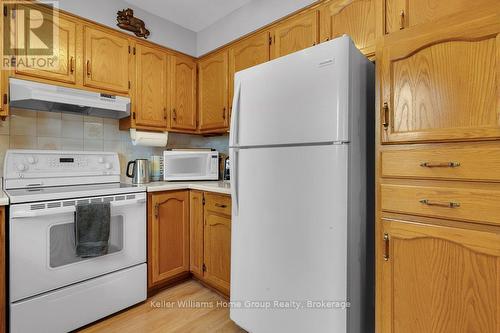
top-left (172, 109), bottom-right (177, 121)
top-left (222, 107), bottom-right (227, 120)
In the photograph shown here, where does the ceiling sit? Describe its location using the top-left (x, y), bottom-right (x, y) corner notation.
top-left (123, 0), bottom-right (253, 32)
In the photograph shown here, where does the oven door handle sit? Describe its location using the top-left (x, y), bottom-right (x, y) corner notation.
top-left (11, 206), bottom-right (77, 218)
top-left (11, 199), bottom-right (146, 218)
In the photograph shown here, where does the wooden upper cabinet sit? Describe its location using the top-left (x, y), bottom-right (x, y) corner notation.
top-left (189, 191), bottom-right (204, 278)
top-left (170, 55), bottom-right (197, 131)
top-left (380, 11), bottom-right (500, 143)
top-left (198, 50), bottom-right (229, 132)
top-left (135, 44), bottom-right (168, 129)
top-left (228, 31), bottom-right (270, 111)
top-left (319, 0), bottom-right (376, 57)
top-left (385, 0), bottom-right (497, 34)
top-left (83, 26), bottom-right (130, 94)
top-left (148, 191), bottom-right (190, 287)
top-left (379, 218), bottom-right (500, 333)
top-left (203, 194), bottom-right (231, 296)
top-left (271, 10), bottom-right (319, 59)
top-left (15, 8), bottom-right (77, 84)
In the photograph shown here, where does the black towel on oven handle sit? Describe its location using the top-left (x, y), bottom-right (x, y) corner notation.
top-left (75, 202), bottom-right (111, 258)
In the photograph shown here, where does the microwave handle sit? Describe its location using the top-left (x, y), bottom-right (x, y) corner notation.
top-left (11, 199), bottom-right (146, 218)
top-left (230, 148), bottom-right (239, 216)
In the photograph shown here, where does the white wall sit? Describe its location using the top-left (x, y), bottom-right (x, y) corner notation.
top-left (58, 0), bottom-right (197, 56)
top-left (197, 0), bottom-right (318, 56)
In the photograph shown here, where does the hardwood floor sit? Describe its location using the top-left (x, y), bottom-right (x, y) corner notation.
top-left (78, 280), bottom-right (246, 333)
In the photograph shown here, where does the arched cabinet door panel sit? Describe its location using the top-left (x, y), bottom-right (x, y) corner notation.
top-left (380, 10), bottom-right (500, 143)
top-left (135, 43), bottom-right (168, 129)
top-left (378, 217), bottom-right (500, 333)
top-left (148, 191), bottom-right (189, 287)
top-left (319, 0), bottom-right (376, 58)
top-left (170, 55), bottom-right (197, 131)
top-left (83, 26), bottom-right (130, 94)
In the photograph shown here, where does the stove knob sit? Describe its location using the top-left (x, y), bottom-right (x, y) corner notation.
top-left (27, 156), bottom-right (37, 164)
top-left (105, 163), bottom-right (112, 170)
top-left (17, 163), bottom-right (27, 171)
top-left (98, 157), bottom-right (105, 163)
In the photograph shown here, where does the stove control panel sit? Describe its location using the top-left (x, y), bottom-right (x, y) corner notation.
top-left (4, 150), bottom-right (122, 188)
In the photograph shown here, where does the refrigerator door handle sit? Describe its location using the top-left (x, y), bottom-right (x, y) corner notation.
top-left (229, 80), bottom-right (242, 147)
top-left (230, 148), bottom-right (239, 216)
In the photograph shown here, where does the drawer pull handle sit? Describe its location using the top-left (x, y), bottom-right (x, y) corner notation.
top-left (420, 199), bottom-right (460, 208)
top-left (215, 203), bottom-right (227, 208)
top-left (420, 162), bottom-right (461, 168)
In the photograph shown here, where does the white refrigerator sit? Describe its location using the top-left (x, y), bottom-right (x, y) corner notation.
top-left (229, 36), bottom-right (374, 333)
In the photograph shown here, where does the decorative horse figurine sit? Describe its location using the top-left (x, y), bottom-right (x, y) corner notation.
top-left (117, 8), bottom-right (150, 39)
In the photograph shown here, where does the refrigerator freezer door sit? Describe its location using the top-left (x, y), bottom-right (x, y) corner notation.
top-left (230, 144), bottom-right (349, 333)
top-left (230, 37), bottom-right (351, 148)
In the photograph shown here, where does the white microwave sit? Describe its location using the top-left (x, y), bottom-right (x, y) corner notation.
top-left (163, 150), bottom-right (219, 181)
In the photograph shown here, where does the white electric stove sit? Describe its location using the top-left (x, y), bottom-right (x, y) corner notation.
top-left (4, 150), bottom-right (147, 333)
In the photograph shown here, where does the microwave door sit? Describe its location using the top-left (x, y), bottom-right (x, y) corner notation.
top-left (164, 153), bottom-right (219, 181)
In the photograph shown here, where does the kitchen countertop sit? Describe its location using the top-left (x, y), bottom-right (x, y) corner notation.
top-left (145, 180), bottom-right (231, 195)
top-left (0, 189), bottom-right (9, 206)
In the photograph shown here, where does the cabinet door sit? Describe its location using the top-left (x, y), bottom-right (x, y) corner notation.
top-left (135, 44), bottom-right (168, 129)
top-left (380, 12), bottom-right (500, 143)
top-left (319, 0), bottom-right (376, 57)
top-left (170, 55), bottom-right (197, 131)
top-left (15, 8), bottom-right (77, 84)
top-left (379, 218), bottom-right (500, 333)
top-left (198, 50), bottom-right (229, 132)
top-left (385, 0), bottom-right (496, 34)
top-left (148, 191), bottom-right (189, 287)
top-left (83, 26), bottom-right (130, 93)
top-left (203, 194), bottom-right (231, 295)
top-left (228, 31), bottom-right (270, 110)
top-left (189, 191), bottom-right (204, 278)
top-left (271, 10), bottom-right (319, 59)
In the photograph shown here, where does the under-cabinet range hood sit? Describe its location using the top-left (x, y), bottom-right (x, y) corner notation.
top-left (9, 78), bottom-right (131, 119)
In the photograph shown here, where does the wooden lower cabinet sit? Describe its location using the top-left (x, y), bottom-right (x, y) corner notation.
top-left (378, 217), bottom-right (500, 333)
top-left (188, 192), bottom-right (232, 296)
top-left (203, 194), bottom-right (232, 296)
top-left (149, 190), bottom-right (232, 296)
top-left (189, 191), bottom-right (204, 278)
top-left (148, 191), bottom-right (190, 288)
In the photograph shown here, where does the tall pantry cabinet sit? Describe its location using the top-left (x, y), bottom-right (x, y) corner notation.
top-left (376, 2), bottom-right (500, 333)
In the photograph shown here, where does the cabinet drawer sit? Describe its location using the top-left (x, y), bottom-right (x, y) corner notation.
top-left (205, 193), bottom-right (231, 216)
top-left (381, 144), bottom-right (500, 182)
top-left (381, 184), bottom-right (500, 226)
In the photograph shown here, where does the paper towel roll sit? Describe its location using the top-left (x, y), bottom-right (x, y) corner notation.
top-left (130, 129), bottom-right (169, 147)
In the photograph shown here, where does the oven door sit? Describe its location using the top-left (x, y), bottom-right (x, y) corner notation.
top-left (9, 192), bottom-right (146, 302)
top-left (164, 152), bottom-right (218, 181)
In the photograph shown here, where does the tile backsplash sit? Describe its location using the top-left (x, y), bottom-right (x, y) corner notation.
top-left (0, 109), bottom-right (229, 176)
